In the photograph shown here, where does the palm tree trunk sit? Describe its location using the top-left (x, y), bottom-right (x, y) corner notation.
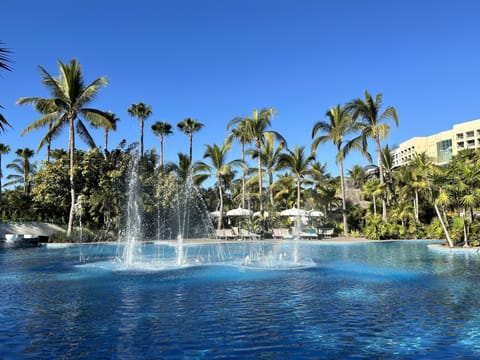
top-left (218, 180), bottom-right (223, 230)
top-left (189, 134), bottom-right (193, 163)
top-left (296, 177), bottom-right (301, 209)
top-left (104, 128), bottom-right (108, 153)
top-left (414, 189), bottom-right (419, 220)
top-left (160, 136), bottom-right (164, 168)
top-left (241, 142), bottom-right (245, 209)
top-left (339, 159), bottom-right (349, 235)
top-left (268, 169), bottom-right (274, 207)
top-left (372, 194), bottom-right (377, 217)
top-left (376, 138), bottom-right (387, 222)
top-left (67, 117), bottom-right (76, 239)
top-left (434, 201), bottom-right (453, 247)
top-left (257, 142), bottom-right (263, 211)
top-left (140, 119), bottom-right (144, 155)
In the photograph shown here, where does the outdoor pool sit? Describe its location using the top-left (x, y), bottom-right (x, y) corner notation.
top-left (1, 240), bottom-right (479, 359)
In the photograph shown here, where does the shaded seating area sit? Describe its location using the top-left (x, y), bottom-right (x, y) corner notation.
top-left (237, 228), bottom-right (261, 240)
top-left (215, 228), bottom-right (239, 240)
top-left (297, 228), bottom-right (318, 240)
top-left (318, 227), bottom-right (335, 238)
top-left (272, 228), bottom-right (294, 240)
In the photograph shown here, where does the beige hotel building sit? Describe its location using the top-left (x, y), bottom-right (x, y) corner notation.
top-left (391, 119), bottom-right (480, 168)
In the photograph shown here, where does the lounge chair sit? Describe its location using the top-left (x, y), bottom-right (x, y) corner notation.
top-left (272, 228), bottom-right (293, 240)
top-left (215, 229), bottom-right (227, 240)
top-left (239, 228), bottom-right (261, 240)
top-left (224, 228), bottom-right (238, 241)
top-left (318, 228), bottom-right (334, 238)
top-left (299, 228), bottom-right (318, 240)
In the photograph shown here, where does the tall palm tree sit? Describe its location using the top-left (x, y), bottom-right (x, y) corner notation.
top-left (17, 59), bottom-right (110, 237)
top-left (5, 148), bottom-right (35, 196)
top-left (227, 117), bottom-right (253, 209)
top-left (128, 102), bottom-right (152, 156)
top-left (244, 108), bottom-right (285, 212)
top-left (347, 90), bottom-right (399, 222)
top-left (92, 111), bottom-right (118, 153)
top-left (151, 121), bottom-right (173, 168)
top-left (0, 42), bottom-right (12, 131)
top-left (0, 143), bottom-right (10, 205)
top-left (201, 141), bottom-right (241, 229)
top-left (177, 118), bottom-right (204, 163)
top-left (248, 132), bottom-right (285, 209)
top-left (312, 105), bottom-right (360, 235)
top-left (277, 145), bottom-right (315, 210)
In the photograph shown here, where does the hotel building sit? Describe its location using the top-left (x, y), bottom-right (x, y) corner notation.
top-left (391, 119), bottom-right (480, 168)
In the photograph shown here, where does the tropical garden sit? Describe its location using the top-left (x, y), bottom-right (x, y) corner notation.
top-left (0, 45), bottom-right (478, 247)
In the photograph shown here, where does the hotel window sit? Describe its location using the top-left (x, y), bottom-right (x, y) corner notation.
top-left (437, 139), bottom-right (452, 163)
top-left (457, 142), bottom-right (465, 149)
top-left (456, 133), bottom-right (464, 140)
top-left (466, 131), bottom-right (474, 138)
top-left (467, 140), bottom-right (475, 148)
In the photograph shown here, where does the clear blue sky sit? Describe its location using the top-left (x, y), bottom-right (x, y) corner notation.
top-left (2, 0), bottom-right (480, 180)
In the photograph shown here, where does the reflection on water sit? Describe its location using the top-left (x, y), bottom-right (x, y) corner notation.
top-left (1, 240), bottom-right (480, 359)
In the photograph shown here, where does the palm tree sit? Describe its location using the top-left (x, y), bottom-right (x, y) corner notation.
top-left (312, 105), bottom-right (360, 235)
top-left (165, 152), bottom-right (208, 186)
top-left (17, 59), bottom-right (110, 237)
top-left (128, 102), bottom-right (152, 156)
top-left (0, 42), bottom-right (12, 131)
top-left (201, 141), bottom-right (241, 229)
top-left (92, 111), bottom-right (118, 153)
top-left (244, 108), bottom-right (285, 212)
top-left (0, 143), bottom-right (10, 204)
top-left (177, 118), bottom-right (204, 163)
top-left (227, 117), bottom-right (253, 209)
top-left (347, 90), bottom-right (399, 222)
top-left (277, 145), bottom-right (315, 210)
top-left (151, 121), bottom-right (173, 168)
top-left (248, 132), bottom-right (285, 209)
top-left (348, 165), bottom-right (366, 189)
top-left (5, 148), bottom-right (35, 196)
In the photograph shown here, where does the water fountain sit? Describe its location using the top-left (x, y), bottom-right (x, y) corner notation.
top-left (107, 154), bottom-right (314, 271)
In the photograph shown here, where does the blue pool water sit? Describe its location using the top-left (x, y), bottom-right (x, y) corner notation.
top-left (1, 240), bottom-right (480, 359)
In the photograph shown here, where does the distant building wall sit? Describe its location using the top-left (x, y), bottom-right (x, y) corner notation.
top-left (392, 119), bottom-right (480, 167)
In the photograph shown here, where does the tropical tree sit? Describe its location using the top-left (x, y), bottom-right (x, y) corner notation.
top-left (362, 178), bottom-right (382, 217)
top-left (165, 152), bottom-right (208, 186)
top-left (151, 121), bottom-right (173, 168)
top-left (177, 118), bottom-right (204, 163)
top-left (244, 108), bottom-right (285, 212)
top-left (0, 143), bottom-right (10, 205)
top-left (0, 42), bottom-right (12, 131)
top-left (312, 105), bottom-right (360, 235)
top-left (128, 102), bottom-right (152, 156)
top-left (226, 117), bottom-right (253, 209)
top-left (277, 145), bottom-right (315, 210)
top-left (248, 132), bottom-right (285, 209)
top-left (348, 164), bottom-right (366, 189)
top-left (347, 90), bottom-right (399, 222)
top-left (201, 141), bottom-right (241, 229)
top-left (17, 59), bottom-right (110, 237)
top-left (92, 111), bottom-right (118, 153)
top-left (5, 148), bottom-right (36, 196)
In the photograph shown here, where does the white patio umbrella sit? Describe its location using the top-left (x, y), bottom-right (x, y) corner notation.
top-left (209, 210), bottom-right (223, 218)
top-left (226, 207), bottom-right (253, 217)
top-left (308, 210), bottom-right (324, 217)
top-left (280, 207), bottom-right (308, 217)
